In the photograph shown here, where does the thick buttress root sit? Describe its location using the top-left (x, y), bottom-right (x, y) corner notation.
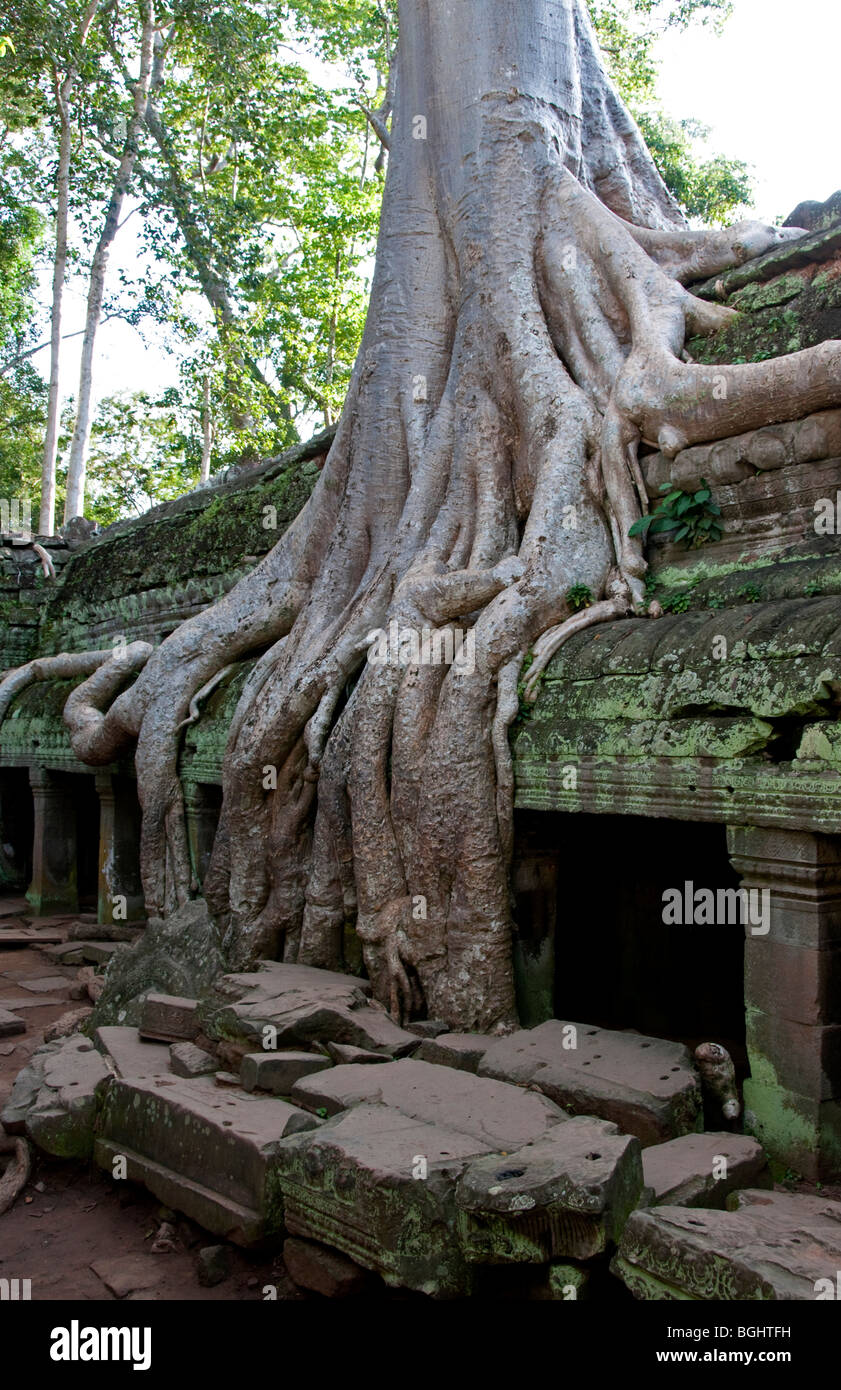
top-left (27, 0), bottom-right (841, 1032)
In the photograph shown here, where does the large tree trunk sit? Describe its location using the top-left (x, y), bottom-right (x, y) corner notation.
top-left (10, 0), bottom-right (841, 1032)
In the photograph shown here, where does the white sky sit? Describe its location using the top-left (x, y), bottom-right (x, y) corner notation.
top-left (41, 0), bottom-right (841, 413)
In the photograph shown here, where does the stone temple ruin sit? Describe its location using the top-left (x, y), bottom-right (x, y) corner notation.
top-left (3, 194), bottom-right (841, 1300)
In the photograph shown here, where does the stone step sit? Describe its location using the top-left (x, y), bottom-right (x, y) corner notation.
top-left (0, 929), bottom-right (66, 947)
top-left (641, 1132), bottom-right (771, 1209)
top-left (291, 1057), bottom-right (567, 1149)
top-left (94, 1137), bottom-right (267, 1246)
top-left (96, 1074), bottom-right (320, 1236)
top-left (95, 1025), bottom-right (172, 1080)
top-left (477, 1020), bottom-right (701, 1146)
top-left (612, 1188), bottom-right (841, 1299)
top-left (139, 993), bottom-right (200, 1043)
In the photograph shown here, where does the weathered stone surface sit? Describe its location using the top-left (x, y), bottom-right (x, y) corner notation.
top-left (478, 1021), bottom-right (701, 1146)
top-left (283, 1236), bottom-right (373, 1297)
top-left (196, 1245), bottom-right (231, 1287)
top-left (405, 1020), bottom-right (448, 1038)
top-left (241, 1050), bottom-right (332, 1094)
top-left (169, 1041), bottom-right (218, 1078)
top-left (641, 1132), bottom-right (771, 1209)
top-left (90, 1255), bottom-right (162, 1299)
top-left (325, 1042), bottom-right (391, 1065)
top-left (44, 1006), bottom-right (92, 1041)
top-left (415, 1033), bottom-right (489, 1073)
top-left (202, 962), bottom-right (420, 1058)
top-left (456, 1117), bottom-right (643, 1263)
top-left (89, 899), bottom-right (225, 1029)
top-left (0, 1008), bottom-right (25, 1037)
top-left (96, 1073), bottom-right (318, 1243)
top-left (95, 1026), bottom-right (172, 1080)
top-left (613, 1188), bottom-right (841, 1300)
top-left (139, 993), bottom-right (199, 1043)
top-left (1, 1034), bottom-right (112, 1157)
top-left (291, 1059), bottom-right (567, 1149)
top-left (19, 975), bottom-right (72, 993)
top-left (271, 1103), bottom-right (489, 1296)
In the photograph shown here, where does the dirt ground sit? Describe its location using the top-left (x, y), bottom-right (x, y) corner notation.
top-left (0, 901), bottom-right (304, 1302)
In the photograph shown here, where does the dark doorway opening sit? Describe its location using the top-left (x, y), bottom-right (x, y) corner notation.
top-left (514, 810), bottom-right (746, 1069)
top-left (0, 768), bottom-right (34, 887)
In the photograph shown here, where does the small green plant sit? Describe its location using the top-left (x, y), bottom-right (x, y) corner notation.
top-left (804, 579), bottom-right (824, 597)
top-left (707, 594), bottom-right (725, 610)
top-left (661, 590), bottom-right (692, 614)
top-left (566, 582), bottom-right (593, 612)
top-left (629, 479), bottom-right (723, 549)
top-left (737, 582), bottom-right (762, 603)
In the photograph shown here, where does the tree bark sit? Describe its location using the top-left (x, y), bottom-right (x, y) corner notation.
top-left (38, 0), bottom-right (100, 537)
top-left (11, 0), bottom-right (841, 1034)
top-left (63, 0), bottom-right (156, 522)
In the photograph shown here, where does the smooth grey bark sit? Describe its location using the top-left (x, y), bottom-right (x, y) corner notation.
top-left (63, 0), bottom-right (156, 521)
top-left (38, 0), bottom-right (100, 537)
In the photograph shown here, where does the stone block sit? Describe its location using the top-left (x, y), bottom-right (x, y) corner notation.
top-left (0, 1008), bottom-right (25, 1037)
top-left (291, 1058), bottom-right (567, 1149)
top-left (613, 1188), bottom-right (841, 1300)
top-left (415, 1033), bottom-right (489, 1073)
top-left (201, 962), bottom-right (419, 1058)
top-left (478, 1020), bottom-right (701, 1146)
top-left (744, 938), bottom-right (841, 1027)
top-left (270, 1103), bottom-right (489, 1296)
top-left (641, 1132), bottom-right (771, 1209)
top-left (139, 993), bottom-right (200, 1043)
top-left (2, 1034), bottom-right (112, 1157)
top-left (241, 1050), bottom-right (332, 1094)
top-left (283, 1236), bottom-right (374, 1297)
top-left (746, 1010), bottom-right (841, 1100)
top-left (456, 1116), bottom-right (643, 1263)
top-left (169, 1042), bottom-right (218, 1078)
top-left (96, 1026), bottom-right (172, 1080)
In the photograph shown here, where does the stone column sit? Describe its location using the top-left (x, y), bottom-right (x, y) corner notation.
top-left (183, 781), bottom-right (221, 892)
top-left (26, 766), bottom-right (78, 915)
top-left (728, 825), bottom-right (841, 1181)
top-left (96, 773), bottom-right (145, 925)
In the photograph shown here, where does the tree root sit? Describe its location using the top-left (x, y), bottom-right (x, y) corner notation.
top-left (0, 1133), bottom-right (30, 1217)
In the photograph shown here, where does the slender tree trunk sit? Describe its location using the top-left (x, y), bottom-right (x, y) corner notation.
top-left (200, 374), bottom-right (212, 483)
top-left (63, 0), bottom-right (155, 522)
top-left (38, 0), bottom-right (99, 537)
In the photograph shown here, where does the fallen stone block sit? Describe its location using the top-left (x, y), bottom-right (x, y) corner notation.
top-left (44, 1006), bottom-right (92, 1041)
top-left (325, 1043), bottom-right (391, 1065)
top-left (270, 1103), bottom-right (491, 1296)
top-left (2, 1034), bottom-right (112, 1157)
top-left (612, 1188), bottom-right (841, 1300)
top-left (139, 993), bottom-right (200, 1043)
top-left (415, 1033), bottom-right (489, 1073)
top-left (79, 941), bottom-right (129, 965)
top-left (478, 1020), bottom-right (701, 1145)
top-left (641, 1132), bottom-right (771, 1209)
top-left (456, 1116), bottom-right (643, 1264)
top-left (96, 1073), bottom-right (319, 1244)
top-left (0, 1008), bottom-right (25, 1037)
top-left (283, 1236), bottom-right (374, 1297)
top-left (241, 1050), bottom-right (332, 1094)
top-left (90, 1255), bottom-right (163, 1299)
top-left (291, 1058), bottom-right (567, 1149)
top-left (170, 1042), bottom-right (218, 1078)
top-left (19, 975), bottom-right (72, 994)
top-left (405, 1020), bottom-right (448, 1038)
top-left (201, 962), bottom-right (420, 1058)
top-left (96, 1026), bottom-right (172, 1080)
top-left (43, 943), bottom-right (86, 965)
top-left (197, 1245), bottom-right (231, 1287)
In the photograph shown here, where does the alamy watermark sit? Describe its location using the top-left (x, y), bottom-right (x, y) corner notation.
top-left (662, 881), bottom-right (770, 935)
top-left (366, 620), bottom-right (476, 675)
